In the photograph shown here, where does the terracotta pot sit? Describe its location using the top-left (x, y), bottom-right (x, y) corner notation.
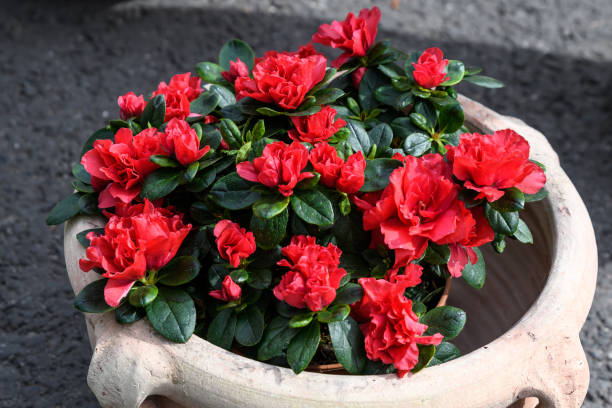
top-left (64, 95), bottom-right (597, 408)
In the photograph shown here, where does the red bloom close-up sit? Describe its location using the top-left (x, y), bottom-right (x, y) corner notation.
top-left (163, 118), bottom-right (210, 165)
top-left (337, 151), bottom-right (366, 194)
top-left (446, 129), bottom-right (547, 202)
top-left (221, 58), bottom-right (250, 83)
top-left (412, 47), bottom-right (449, 89)
top-left (312, 6), bottom-right (381, 68)
top-left (152, 72), bottom-right (202, 121)
top-left (81, 127), bottom-right (166, 208)
top-left (236, 141), bottom-right (313, 197)
top-left (79, 200), bottom-right (191, 307)
top-left (118, 91), bottom-right (145, 120)
top-left (209, 275), bottom-right (242, 302)
top-left (288, 105), bottom-right (346, 143)
top-left (273, 235), bottom-right (347, 312)
top-left (214, 219), bottom-right (256, 268)
top-left (309, 142), bottom-right (365, 194)
top-left (362, 154), bottom-right (475, 268)
top-left (234, 48), bottom-right (327, 110)
top-left (353, 277), bottom-right (443, 377)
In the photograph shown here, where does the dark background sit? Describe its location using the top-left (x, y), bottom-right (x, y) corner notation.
top-left (1, 0), bottom-right (610, 406)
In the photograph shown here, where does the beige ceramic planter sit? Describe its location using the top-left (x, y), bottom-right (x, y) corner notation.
top-left (64, 95), bottom-right (597, 408)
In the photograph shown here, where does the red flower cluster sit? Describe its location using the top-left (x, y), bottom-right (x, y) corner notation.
top-left (412, 47), bottom-right (449, 89)
top-left (236, 141), bottom-right (313, 197)
top-left (214, 220), bottom-right (256, 268)
top-left (309, 142), bottom-right (366, 194)
top-left (446, 129), bottom-right (546, 202)
top-left (353, 277), bottom-right (443, 377)
top-left (361, 154), bottom-right (492, 272)
top-left (273, 236), bottom-right (347, 312)
top-left (118, 92), bottom-right (145, 120)
top-left (234, 46), bottom-right (327, 110)
top-left (312, 6), bottom-right (381, 68)
top-left (209, 275), bottom-right (242, 302)
top-left (288, 105), bottom-right (346, 143)
top-left (221, 58), bottom-right (249, 83)
top-left (82, 127), bottom-right (165, 208)
top-left (163, 118), bottom-right (210, 165)
top-left (79, 200), bottom-right (191, 307)
top-left (152, 72), bottom-right (202, 121)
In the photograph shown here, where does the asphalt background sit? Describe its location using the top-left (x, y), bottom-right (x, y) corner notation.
top-left (0, 0), bottom-right (610, 406)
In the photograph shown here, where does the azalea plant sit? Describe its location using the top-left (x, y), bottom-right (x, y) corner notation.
top-left (48, 7), bottom-right (547, 377)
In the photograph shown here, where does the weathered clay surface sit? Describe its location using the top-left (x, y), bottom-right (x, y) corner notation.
top-left (64, 96), bottom-right (598, 408)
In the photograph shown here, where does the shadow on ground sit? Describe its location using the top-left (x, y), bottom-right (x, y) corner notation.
top-left (0, 1), bottom-right (610, 406)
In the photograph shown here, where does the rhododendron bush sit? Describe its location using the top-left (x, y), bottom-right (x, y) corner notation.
top-left (47, 7), bottom-right (547, 377)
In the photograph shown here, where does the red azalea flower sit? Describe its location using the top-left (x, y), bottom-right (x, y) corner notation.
top-left (79, 200), bottom-right (191, 307)
top-left (221, 58), bottom-right (250, 83)
top-left (152, 72), bottom-right (202, 121)
top-left (236, 141), bottom-right (313, 197)
top-left (446, 129), bottom-right (546, 202)
top-left (412, 47), bottom-right (449, 89)
top-left (163, 118), bottom-right (210, 165)
top-left (209, 275), bottom-right (242, 302)
top-left (118, 91), bottom-right (145, 120)
top-left (308, 142), bottom-right (344, 187)
top-left (352, 277), bottom-right (443, 377)
top-left (312, 7), bottom-right (381, 68)
top-left (273, 236), bottom-right (347, 312)
top-left (234, 48), bottom-right (327, 110)
top-left (362, 154), bottom-right (475, 268)
top-left (337, 151), bottom-right (366, 194)
top-left (81, 127), bottom-right (166, 208)
top-left (213, 220), bottom-right (256, 268)
top-left (288, 105), bottom-right (346, 143)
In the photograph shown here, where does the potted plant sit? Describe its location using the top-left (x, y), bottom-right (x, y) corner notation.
top-left (51, 6), bottom-right (597, 408)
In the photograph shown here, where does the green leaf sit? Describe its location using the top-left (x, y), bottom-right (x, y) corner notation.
top-left (429, 341), bottom-right (461, 366)
top-left (209, 172), bottom-right (261, 210)
top-left (250, 208), bottom-right (288, 250)
top-left (346, 120), bottom-right (371, 154)
top-left (403, 132), bottom-right (432, 156)
top-left (140, 94), bottom-right (166, 128)
top-left (287, 321), bottom-right (321, 374)
top-left (145, 286), bottom-right (196, 343)
top-left (140, 168), bottom-right (182, 200)
top-left (438, 102), bottom-right (464, 134)
top-left (411, 344), bottom-right (436, 373)
top-left (290, 190), bottom-right (334, 226)
top-left (328, 317), bottom-right (366, 374)
top-left (46, 193), bottom-right (82, 225)
top-left (374, 85), bottom-right (404, 108)
top-left (462, 247), bottom-right (485, 289)
top-left (208, 264), bottom-right (230, 289)
top-left (441, 60), bottom-right (465, 86)
top-left (72, 180), bottom-right (94, 193)
top-left (72, 163), bottom-right (91, 184)
top-left (359, 69), bottom-right (388, 111)
top-left (209, 85), bottom-right (236, 108)
top-left (76, 228), bottom-right (105, 248)
top-left (493, 234), bottom-right (507, 253)
top-left (312, 88), bottom-right (344, 105)
top-left (513, 219), bottom-right (534, 244)
top-left (415, 100), bottom-right (437, 129)
top-left (368, 123), bottom-right (393, 150)
top-left (235, 306), bottom-right (265, 346)
top-left (289, 312), bottom-right (314, 328)
top-left (252, 195), bottom-right (290, 219)
top-left (200, 125), bottom-right (222, 150)
top-left (129, 285), bottom-right (158, 308)
top-left (490, 188), bottom-right (525, 212)
top-left (150, 154), bottom-right (180, 168)
top-left (219, 39), bottom-right (255, 70)
top-left (186, 166), bottom-right (216, 192)
top-left (183, 162), bottom-right (199, 183)
top-left (317, 304), bottom-right (350, 323)
top-left (74, 279), bottom-right (114, 313)
top-left (525, 188), bottom-right (548, 202)
top-left (484, 203), bottom-right (519, 235)
top-left (190, 201), bottom-right (217, 225)
top-left (246, 268), bottom-right (272, 289)
top-left (257, 316), bottom-right (299, 361)
top-left (360, 158), bottom-right (403, 192)
top-left (332, 283), bottom-right (364, 306)
top-left (422, 243), bottom-right (451, 265)
top-left (80, 128), bottom-right (114, 157)
top-left (219, 118), bottom-right (242, 149)
top-left (207, 308), bottom-right (237, 350)
top-left (78, 194), bottom-right (98, 215)
top-left (229, 268), bottom-right (249, 283)
top-left (409, 112), bottom-right (432, 133)
top-left (190, 92), bottom-right (220, 116)
top-left (195, 61), bottom-right (226, 84)
top-left (420, 306), bottom-right (466, 340)
top-left (464, 66), bottom-right (482, 76)
top-left (462, 75), bottom-right (504, 88)
top-left (157, 256), bottom-right (201, 286)
top-left (412, 301), bottom-right (427, 317)
top-left (114, 302), bottom-right (145, 324)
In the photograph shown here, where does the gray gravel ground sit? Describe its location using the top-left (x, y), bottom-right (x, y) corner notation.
top-left (1, 0), bottom-right (610, 406)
